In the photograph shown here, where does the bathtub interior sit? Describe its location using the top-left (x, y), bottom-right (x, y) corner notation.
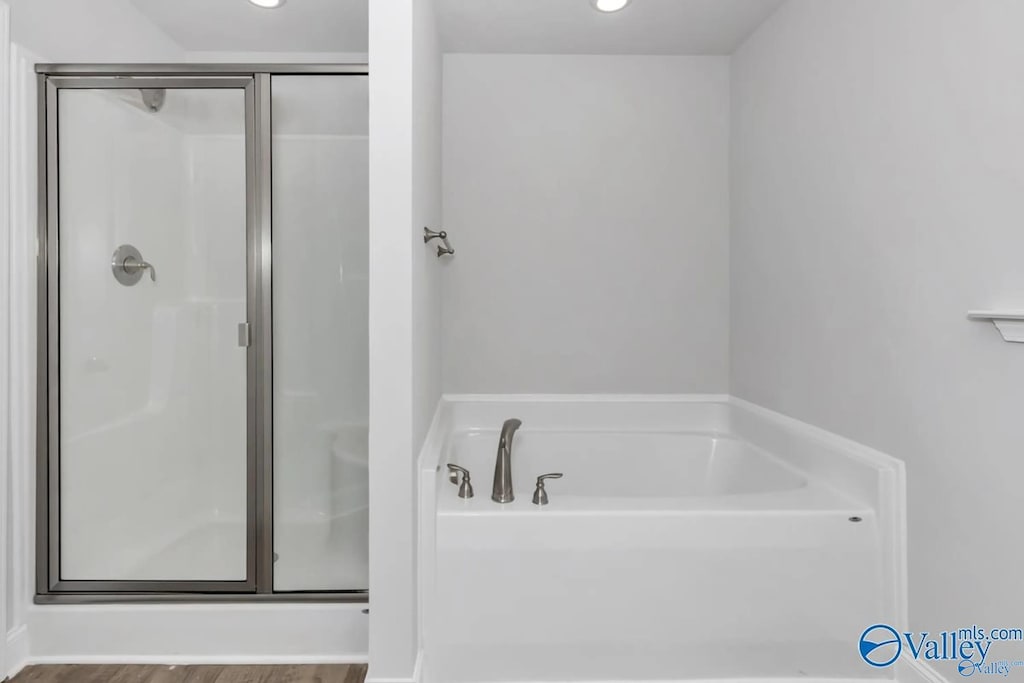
top-left (447, 429), bottom-right (809, 499)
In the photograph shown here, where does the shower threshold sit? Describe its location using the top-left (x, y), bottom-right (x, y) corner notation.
top-left (35, 591), bottom-right (368, 605)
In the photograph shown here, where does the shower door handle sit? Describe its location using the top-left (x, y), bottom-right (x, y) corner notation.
top-left (238, 323), bottom-right (252, 348)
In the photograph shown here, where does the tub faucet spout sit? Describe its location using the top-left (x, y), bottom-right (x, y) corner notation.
top-left (492, 418), bottom-right (523, 503)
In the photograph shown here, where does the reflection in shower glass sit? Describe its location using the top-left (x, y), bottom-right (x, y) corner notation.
top-left (271, 76), bottom-right (369, 591)
top-left (58, 87), bottom-right (248, 581)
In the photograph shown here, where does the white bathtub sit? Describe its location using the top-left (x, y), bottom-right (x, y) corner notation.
top-left (420, 397), bottom-right (906, 683)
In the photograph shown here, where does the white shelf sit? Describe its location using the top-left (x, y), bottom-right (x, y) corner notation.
top-left (967, 310), bottom-right (1024, 343)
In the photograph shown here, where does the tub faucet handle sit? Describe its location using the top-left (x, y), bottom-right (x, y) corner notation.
top-left (447, 464), bottom-right (474, 499)
top-left (532, 473), bottom-right (563, 506)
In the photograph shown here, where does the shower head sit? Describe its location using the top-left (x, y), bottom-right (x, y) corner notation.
top-left (140, 88), bottom-right (166, 113)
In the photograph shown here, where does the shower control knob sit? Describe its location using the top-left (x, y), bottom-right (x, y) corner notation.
top-left (111, 244), bottom-right (156, 286)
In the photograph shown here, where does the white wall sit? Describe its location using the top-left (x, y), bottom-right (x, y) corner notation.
top-left (1, 2), bottom-right (12, 675)
top-left (732, 0), bottom-right (1024, 631)
top-left (4, 3), bottom-right (184, 675)
top-left (412, 0), bottom-right (443, 458)
top-left (4, 38), bottom-right (37, 679)
top-left (368, 0), bottom-right (443, 679)
top-left (441, 55), bottom-right (731, 394)
top-left (5, 0), bottom-right (182, 62)
top-left (186, 51), bottom-right (369, 64)
top-left (409, 0), bottom-right (443, 669)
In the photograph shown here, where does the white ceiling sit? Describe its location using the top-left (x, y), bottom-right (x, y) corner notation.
top-left (129, 0), bottom-right (367, 54)
top-left (437, 0), bottom-right (788, 55)
top-left (128, 0), bottom-right (783, 57)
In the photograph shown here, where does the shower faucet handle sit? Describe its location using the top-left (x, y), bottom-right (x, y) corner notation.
top-left (137, 260), bottom-right (156, 282)
top-left (122, 254), bottom-right (156, 281)
top-left (111, 244), bottom-right (156, 286)
top-left (532, 473), bottom-right (563, 506)
top-left (447, 464), bottom-right (474, 499)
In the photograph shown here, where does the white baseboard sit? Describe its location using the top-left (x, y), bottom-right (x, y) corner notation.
top-left (25, 603), bottom-right (368, 665)
top-left (5, 625), bottom-right (30, 679)
top-left (27, 654), bottom-right (368, 666)
top-left (366, 649), bottom-right (423, 683)
top-left (409, 679), bottom-right (887, 683)
top-left (899, 656), bottom-right (950, 683)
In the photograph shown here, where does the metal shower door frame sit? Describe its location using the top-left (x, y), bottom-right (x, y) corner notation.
top-left (36, 72), bottom-right (267, 596)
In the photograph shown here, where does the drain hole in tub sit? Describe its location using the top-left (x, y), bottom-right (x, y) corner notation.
top-left (848, 516), bottom-right (863, 523)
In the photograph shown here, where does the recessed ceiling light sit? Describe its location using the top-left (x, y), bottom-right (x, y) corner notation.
top-left (591, 0), bottom-right (631, 12)
top-left (249, 0), bottom-right (285, 8)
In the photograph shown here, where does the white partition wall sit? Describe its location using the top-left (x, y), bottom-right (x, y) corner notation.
top-left (367, 0), bottom-right (445, 679)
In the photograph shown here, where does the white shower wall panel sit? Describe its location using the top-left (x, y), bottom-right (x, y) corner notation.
top-left (272, 135), bottom-right (369, 426)
top-left (58, 91), bottom-right (189, 438)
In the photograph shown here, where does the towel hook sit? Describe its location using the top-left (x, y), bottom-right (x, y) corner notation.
top-left (424, 227), bottom-right (455, 258)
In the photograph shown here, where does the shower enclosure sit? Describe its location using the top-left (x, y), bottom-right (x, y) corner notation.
top-left (35, 65), bottom-right (368, 599)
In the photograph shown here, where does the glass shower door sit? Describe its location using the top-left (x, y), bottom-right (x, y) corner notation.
top-left (271, 75), bottom-right (369, 592)
top-left (51, 80), bottom-right (253, 588)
